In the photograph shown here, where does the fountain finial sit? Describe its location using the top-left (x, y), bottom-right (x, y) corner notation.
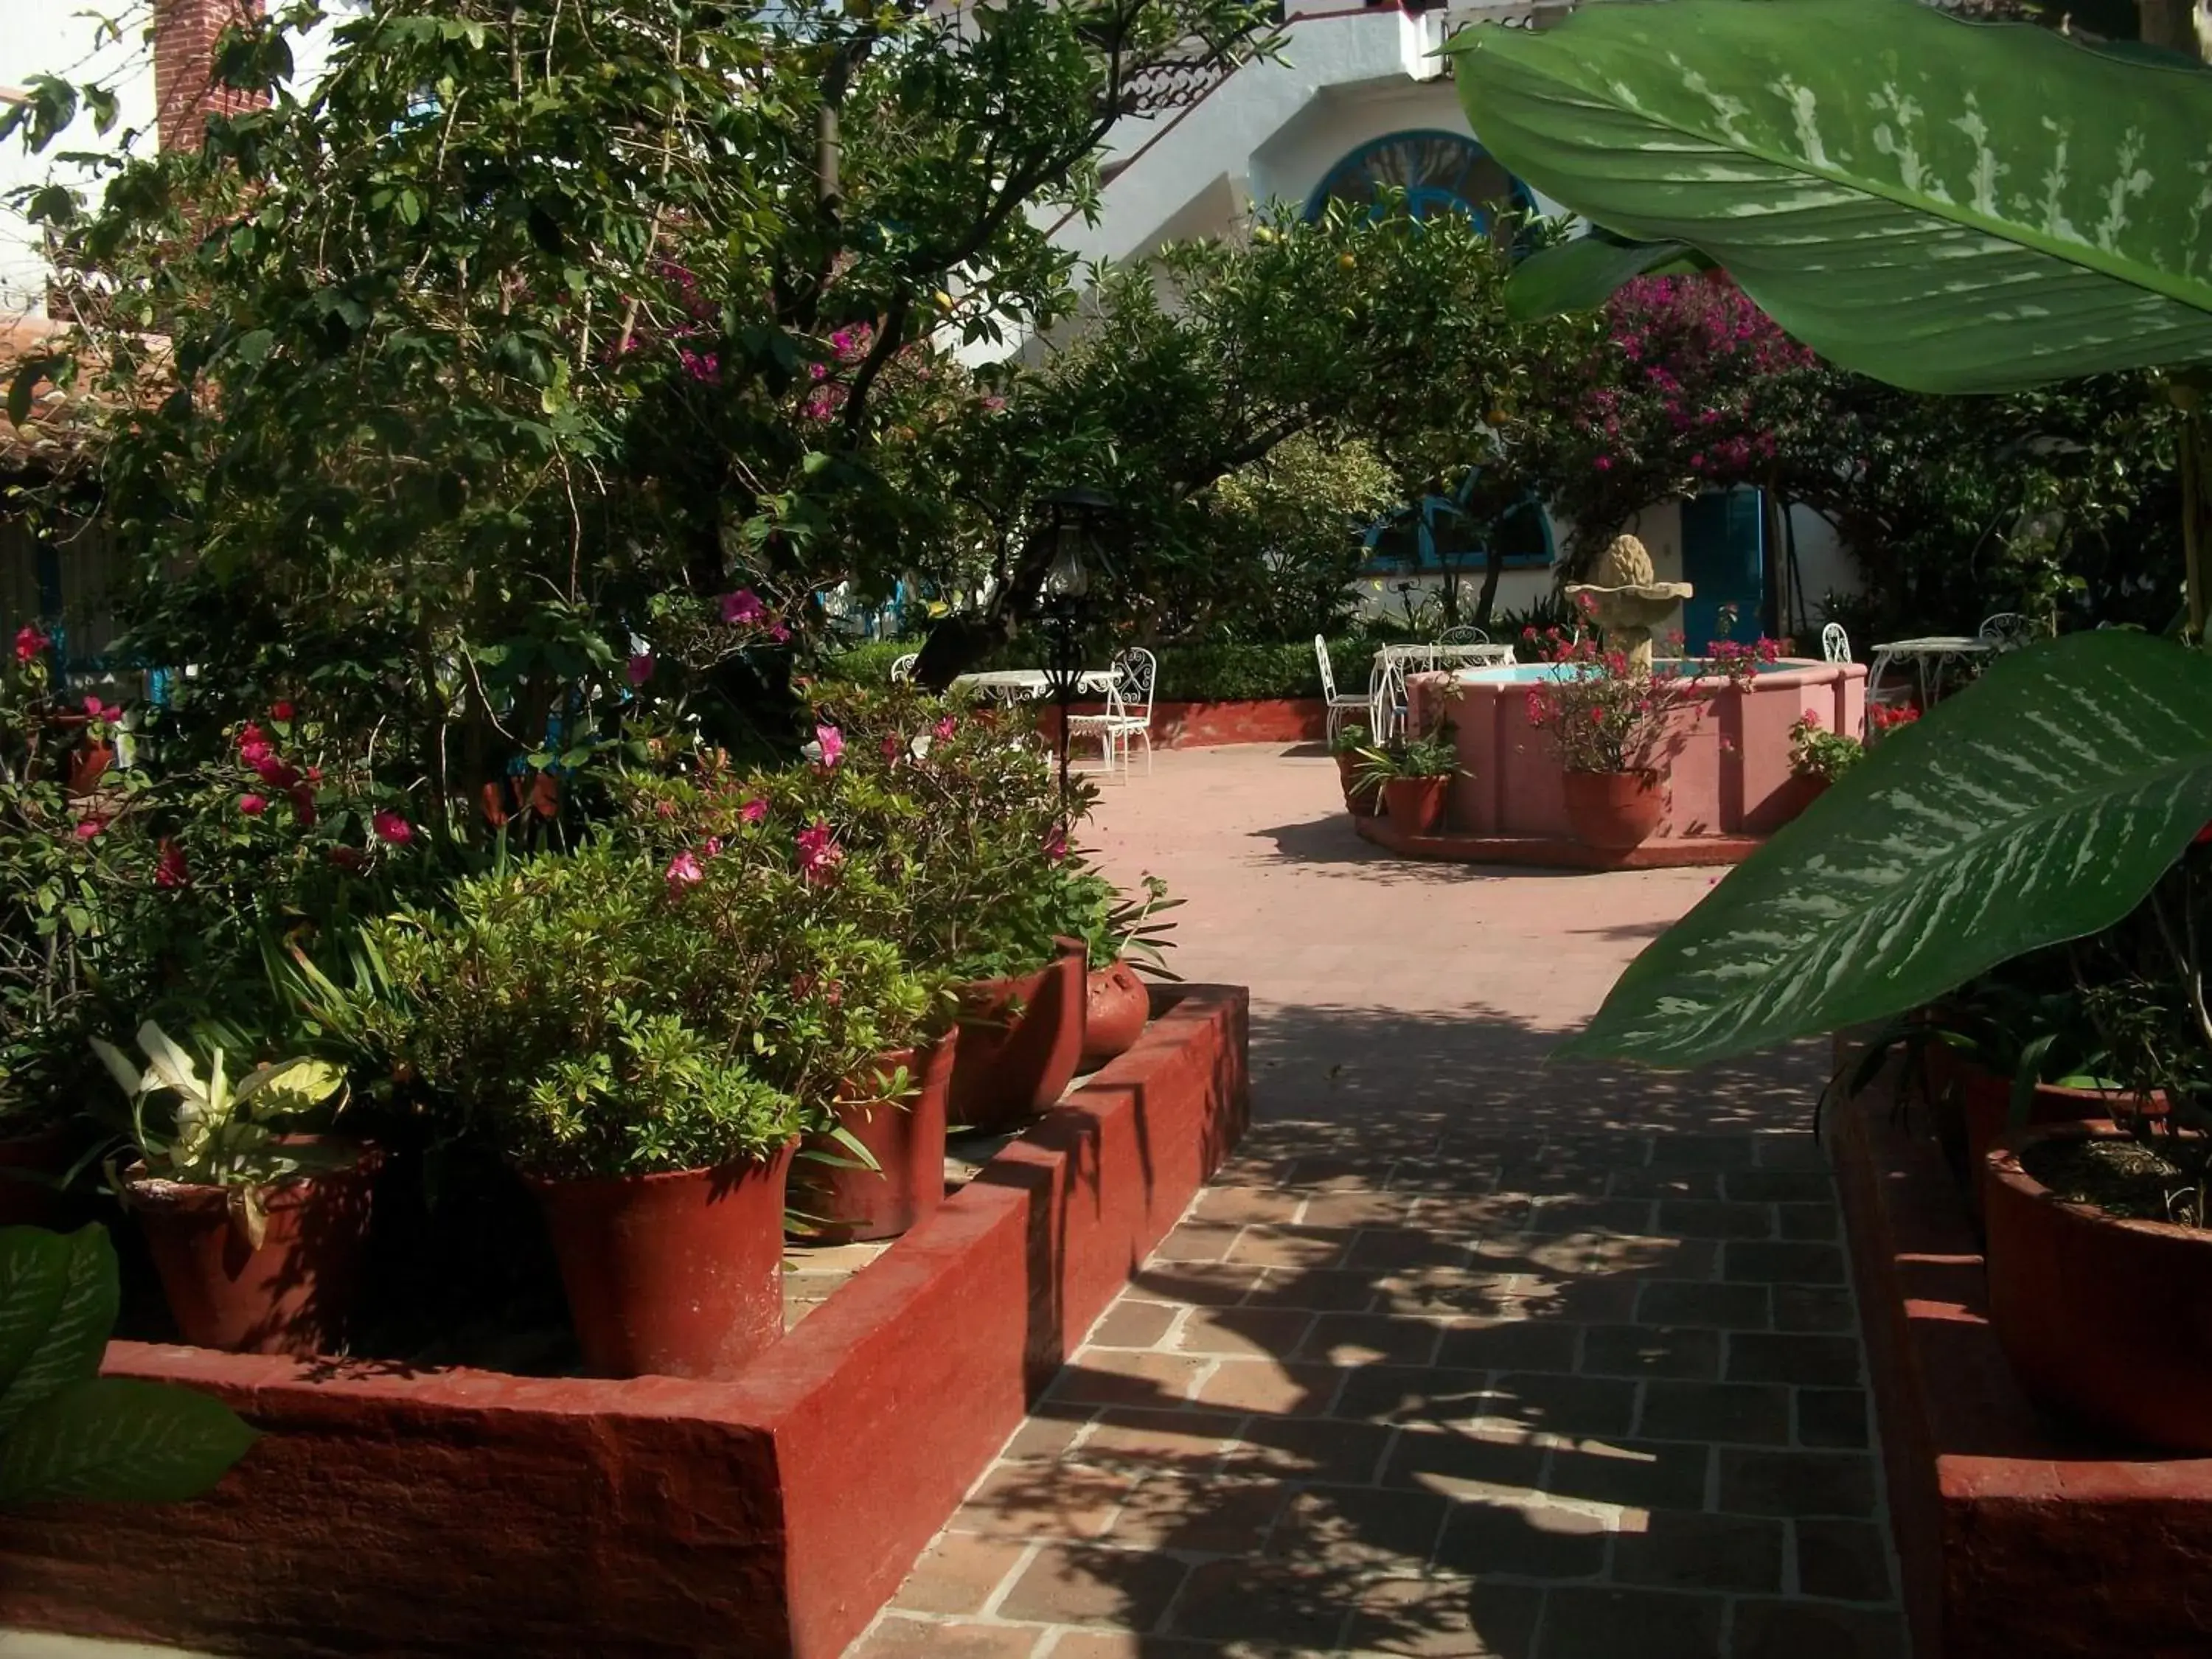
top-left (1565, 533), bottom-right (1691, 674)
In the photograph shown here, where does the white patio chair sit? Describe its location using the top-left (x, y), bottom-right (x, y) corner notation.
top-left (1370, 655), bottom-right (1409, 745)
top-left (1978, 612), bottom-right (2037, 653)
top-left (1065, 675), bottom-right (1127, 779)
top-left (1820, 623), bottom-right (1851, 664)
top-left (1315, 636), bottom-right (1371, 740)
top-left (890, 653), bottom-right (919, 682)
top-left (1068, 649), bottom-right (1156, 779)
top-left (1438, 625), bottom-right (1489, 646)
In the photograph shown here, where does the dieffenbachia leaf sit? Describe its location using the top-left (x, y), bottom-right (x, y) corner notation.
top-left (0, 1225), bottom-right (118, 1435)
top-left (1503, 235), bottom-right (1700, 320)
top-left (1449, 0), bottom-right (2212, 392)
top-left (1560, 632), bottom-right (2212, 1066)
top-left (0, 1377), bottom-right (257, 1505)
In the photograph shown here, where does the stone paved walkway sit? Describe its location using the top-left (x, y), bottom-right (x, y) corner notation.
top-left (846, 746), bottom-right (1901, 1659)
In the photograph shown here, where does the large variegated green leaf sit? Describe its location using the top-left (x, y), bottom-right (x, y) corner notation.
top-left (0, 1225), bottom-right (117, 1436)
top-left (1560, 632), bottom-right (2212, 1066)
top-left (0, 1378), bottom-right (257, 1505)
top-left (1449, 0), bottom-right (2212, 392)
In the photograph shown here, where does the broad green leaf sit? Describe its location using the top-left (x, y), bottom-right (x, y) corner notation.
top-left (1503, 235), bottom-right (1695, 320)
top-left (1450, 0), bottom-right (2212, 392)
top-left (233, 1057), bottom-right (345, 1115)
top-left (0, 1225), bottom-right (119, 1435)
top-left (0, 1378), bottom-right (256, 1505)
top-left (1561, 633), bottom-right (2212, 1066)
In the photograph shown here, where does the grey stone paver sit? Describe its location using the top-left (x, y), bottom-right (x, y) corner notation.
top-left (846, 746), bottom-right (1902, 1659)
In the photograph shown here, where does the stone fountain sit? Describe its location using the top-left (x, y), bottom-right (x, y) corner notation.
top-left (1564, 533), bottom-right (1692, 673)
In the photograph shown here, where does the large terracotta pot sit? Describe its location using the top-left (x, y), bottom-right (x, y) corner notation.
top-left (1562, 769), bottom-right (1666, 849)
top-left (1081, 960), bottom-right (1150, 1072)
top-left (125, 1143), bottom-right (383, 1356)
top-left (1381, 776), bottom-right (1448, 835)
top-left (949, 936), bottom-right (1088, 1133)
top-left (1929, 1051), bottom-right (2161, 1215)
top-left (1335, 754), bottom-right (1382, 818)
top-left (1984, 1121), bottom-right (2212, 1451)
top-left (531, 1141), bottom-right (797, 1380)
top-left (789, 1034), bottom-right (956, 1245)
top-left (0, 1121), bottom-right (77, 1230)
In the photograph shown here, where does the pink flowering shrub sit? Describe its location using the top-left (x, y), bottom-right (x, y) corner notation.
top-left (1520, 617), bottom-right (1777, 776)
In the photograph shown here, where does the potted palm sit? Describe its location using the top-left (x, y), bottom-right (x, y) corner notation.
top-left (93, 1021), bottom-right (373, 1356)
top-left (1355, 730), bottom-right (1461, 835)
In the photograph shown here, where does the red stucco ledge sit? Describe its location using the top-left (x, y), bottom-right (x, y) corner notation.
top-left (0, 986), bottom-right (1251, 1659)
top-left (1355, 815), bottom-right (1764, 869)
top-left (1828, 1066), bottom-right (2212, 1659)
top-left (1034, 697), bottom-right (1325, 749)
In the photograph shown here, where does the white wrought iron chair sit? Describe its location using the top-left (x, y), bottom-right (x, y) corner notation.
top-left (1820, 623), bottom-right (1851, 664)
top-left (890, 653), bottom-right (919, 682)
top-left (1978, 612), bottom-right (2037, 653)
top-left (1068, 648), bottom-right (1157, 779)
top-left (1438, 625), bottom-right (1489, 646)
top-left (1065, 676), bottom-right (1127, 779)
top-left (1315, 636), bottom-right (1372, 740)
top-left (1369, 654), bottom-right (1409, 745)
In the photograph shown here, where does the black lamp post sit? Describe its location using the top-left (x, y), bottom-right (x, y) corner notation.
top-left (1034, 487), bottom-right (1118, 828)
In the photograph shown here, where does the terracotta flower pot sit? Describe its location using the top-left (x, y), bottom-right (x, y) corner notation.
top-left (1335, 754), bottom-right (1382, 818)
top-left (1381, 776), bottom-right (1448, 835)
top-left (1945, 1058), bottom-right (2160, 1205)
top-left (125, 1143), bottom-right (383, 1356)
top-left (949, 936), bottom-right (1088, 1133)
top-left (530, 1141), bottom-right (797, 1380)
top-left (1081, 960), bottom-right (1151, 1071)
top-left (789, 1033), bottom-right (957, 1245)
top-left (1985, 1121), bottom-right (2212, 1451)
top-left (1774, 771), bottom-right (1829, 824)
top-left (1562, 769), bottom-right (1666, 849)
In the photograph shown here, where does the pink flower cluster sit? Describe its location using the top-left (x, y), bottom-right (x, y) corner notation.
top-left (235, 715), bottom-right (321, 826)
top-left (718, 588), bottom-right (793, 644)
top-left (13, 625), bottom-right (48, 665)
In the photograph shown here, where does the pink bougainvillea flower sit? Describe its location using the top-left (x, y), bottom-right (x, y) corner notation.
top-left (13, 625), bottom-right (49, 664)
top-left (239, 793), bottom-right (270, 817)
top-left (882, 734), bottom-right (904, 763)
top-left (796, 820), bottom-right (842, 882)
top-left (1044, 824), bottom-right (1068, 861)
top-left (703, 837), bottom-right (723, 858)
top-left (740, 797), bottom-right (768, 825)
top-left (767, 622), bottom-right (792, 644)
top-left (933, 714), bottom-right (957, 741)
top-left (82, 695), bottom-right (118, 723)
top-left (813, 723), bottom-right (844, 769)
top-left (627, 653), bottom-right (655, 686)
top-left (252, 752), bottom-right (301, 789)
top-left (73, 816), bottom-right (105, 840)
top-left (271, 700), bottom-right (296, 723)
top-left (372, 809), bottom-right (414, 845)
top-left (665, 850), bottom-right (705, 888)
top-left (1593, 456), bottom-right (1614, 473)
top-left (720, 588), bottom-right (768, 626)
top-left (155, 838), bottom-right (189, 889)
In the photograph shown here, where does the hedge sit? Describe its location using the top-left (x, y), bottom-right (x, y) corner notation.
top-left (818, 636), bottom-right (1395, 702)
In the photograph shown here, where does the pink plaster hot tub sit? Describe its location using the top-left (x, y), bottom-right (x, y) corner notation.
top-left (1408, 658), bottom-right (1867, 844)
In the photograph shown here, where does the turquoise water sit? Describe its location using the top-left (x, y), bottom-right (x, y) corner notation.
top-left (1460, 661), bottom-right (1802, 684)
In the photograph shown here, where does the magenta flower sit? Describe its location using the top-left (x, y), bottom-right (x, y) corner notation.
top-left (82, 695), bottom-right (119, 723)
top-left (703, 837), bottom-right (723, 858)
top-left (796, 820), bottom-right (841, 883)
top-left (239, 793), bottom-right (269, 817)
top-left (767, 622), bottom-right (792, 644)
top-left (1593, 456), bottom-right (1614, 473)
top-left (372, 809), bottom-right (414, 845)
top-left (721, 588), bottom-right (767, 626)
top-left (814, 723), bottom-right (844, 769)
top-left (156, 839), bottom-right (189, 889)
top-left (627, 653), bottom-right (655, 686)
top-left (12, 625), bottom-right (47, 665)
top-left (270, 700), bottom-right (296, 723)
top-left (882, 734), bottom-right (903, 763)
top-left (1044, 824), bottom-right (1068, 861)
top-left (740, 797), bottom-right (768, 825)
top-left (933, 715), bottom-right (957, 741)
top-left (252, 751), bottom-right (300, 789)
top-left (666, 851), bottom-right (705, 888)
top-left (73, 816), bottom-right (104, 840)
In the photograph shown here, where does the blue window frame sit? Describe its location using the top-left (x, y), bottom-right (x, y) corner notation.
top-left (1303, 129), bottom-right (1536, 232)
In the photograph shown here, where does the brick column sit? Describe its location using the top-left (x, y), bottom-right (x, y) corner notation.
top-left (153, 0), bottom-right (266, 153)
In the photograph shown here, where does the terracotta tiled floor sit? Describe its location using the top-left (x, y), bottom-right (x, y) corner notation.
top-left (846, 745), bottom-right (1902, 1659)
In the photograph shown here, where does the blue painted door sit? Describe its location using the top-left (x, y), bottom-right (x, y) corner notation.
top-left (1679, 490), bottom-right (1767, 654)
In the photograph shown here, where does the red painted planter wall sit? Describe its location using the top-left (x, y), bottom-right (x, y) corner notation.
top-left (1034, 698), bottom-right (1325, 749)
top-left (0, 987), bottom-right (1251, 1659)
top-left (1829, 1063), bottom-right (2212, 1659)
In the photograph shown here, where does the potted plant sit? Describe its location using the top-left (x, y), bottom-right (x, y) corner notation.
top-left (1077, 874), bottom-right (1181, 1072)
top-left (1784, 712), bottom-right (1862, 801)
top-left (92, 1021), bottom-right (373, 1356)
top-left (1521, 631), bottom-right (1756, 849)
top-left (790, 1034), bottom-right (959, 1245)
top-left (357, 841), bottom-right (822, 1380)
top-left (1354, 730), bottom-right (1461, 836)
top-left (1329, 723), bottom-right (1384, 818)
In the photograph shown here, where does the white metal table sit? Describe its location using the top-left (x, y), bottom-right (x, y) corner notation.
top-left (950, 669), bottom-right (1117, 701)
top-left (1865, 636), bottom-right (1994, 728)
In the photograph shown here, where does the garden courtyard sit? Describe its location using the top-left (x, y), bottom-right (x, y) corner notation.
top-left (849, 745), bottom-right (1896, 1659)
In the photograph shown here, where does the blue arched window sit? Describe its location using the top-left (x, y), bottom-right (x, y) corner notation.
top-left (1302, 129), bottom-right (1535, 233)
top-left (1361, 473), bottom-right (1555, 574)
